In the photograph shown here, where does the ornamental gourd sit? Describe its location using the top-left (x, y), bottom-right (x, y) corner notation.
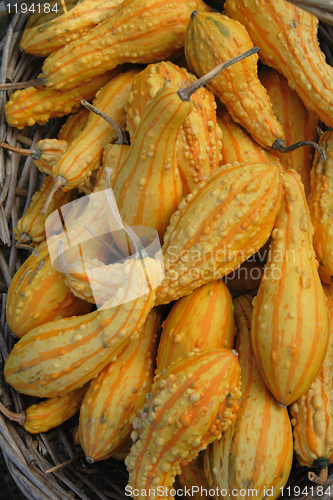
top-left (259, 67), bottom-right (319, 196)
top-left (20, 0), bottom-right (123, 56)
top-left (125, 349), bottom-right (241, 500)
top-left (307, 131), bottom-right (333, 284)
top-left (4, 251), bottom-right (163, 397)
top-left (126, 61), bottom-right (222, 194)
top-left (251, 169), bottom-right (329, 406)
top-left (5, 70), bottom-right (118, 129)
top-left (57, 108), bottom-right (90, 144)
top-left (6, 239), bottom-right (92, 338)
top-left (204, 294), bottom-right (293, 500)
top-left (225, 0), bottom-right (333, 128)
top-left (41, 0), bottom-right (211, 90)
top-left (155, 160), bottom-right (282, 306)
top-left (156, 280), bottom-right (235, 372)
top-left (175, 453), bottom-right (211, 500)
top-left (185, 11), bottom-right (284, 149)
top-left (80, 308), bottom-right (161, 462)
top-left (290, 283), bottom-right (333, 485)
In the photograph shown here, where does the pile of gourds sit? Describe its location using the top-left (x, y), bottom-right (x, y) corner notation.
top-left (2, 0), bottom-right (333, 497)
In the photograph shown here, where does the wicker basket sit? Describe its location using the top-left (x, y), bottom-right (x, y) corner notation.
top-left (1, 5), bottom-right (333, 500)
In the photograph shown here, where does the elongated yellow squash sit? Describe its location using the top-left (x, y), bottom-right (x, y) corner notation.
top-left (125, 349), bottom-right (241, 500)
top-left (156, 280), bottom-right (235, 372)
top-left (204, 294), bottom-right (293, 500)
top-left (251, 169), bottom-right (329, 406)
top-left (57, 108), bottom-right (90, 144)
top-left (155, 160), bottom-right (282, 306)
top-left (80, 308), bottom-right (161, 461)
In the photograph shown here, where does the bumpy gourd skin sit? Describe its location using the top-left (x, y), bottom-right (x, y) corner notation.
top-left (4, 256), bottom-right (162, 397)
top-left (24, 384), bottom-right (88, 434)
top-left (156, 280), bottom-right (235, 372)
top-left (14, 176), bottom-right (75, 245)
top-left (307, 132), bottom-right (333, 284)
top-left (33, 139), bottom-right (68, 175)
top-left (57, 109), bottom-right (90, 144)
top-left (5, 71), bottom-right (117, 129)
top-left (290, 284), bottom-right (333, 469)
top-left (185, 11), bottom-right (284, 148)
top-left (41, 0), bottom-right (211, 90)
top-left (251, 170), bottom-right (329, 406)
top-left (53, 69), bottom-right (139, 191)
top-left (6, 240), bottom-right (92, 339)
top-left (260, 67), bottom-right (319, 196)
top-left (204, 294), bottom-right (293, 500)
top-left (80, 308), bottom-right (161, 462)
top-left (225, 0), bottom-right (333, 128)
top-left (126, 61), bottom-right (222, 194)
top-left (175, 453), bottom-right (211, 500)
top-left (155, 160), bottom-right (282, 306)
top-left (125, 349), bottom-right (241, 500)
top-left (20, 0), bottom-right (123, 57)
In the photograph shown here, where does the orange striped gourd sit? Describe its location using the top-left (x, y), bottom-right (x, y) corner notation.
top-left (14, 176), bottom-right (75, 249)
top-left (41, 0), bottom-right (211, 90)
top-left (20, 0), bottom-right (123, 56)
top-left (225, 0), bottom-right (333, 128)
top-left (290, 283), bottom-right (333, 484)
top-left (185, 11), bottom-right (284, 148)
top-left (217, 108), bottom-right (280, 165)
top-left (175, 453), bottom-right (211, 500)
top-left (79, 308), bottom-right (161, 462)
top-left (49, 69), bottom-right (139, 198)
top-left (251, 169), bottom-right (329, 406)
top-left (307, 131), bottom-right (333, 284)
top-left (125, 349), bottom-right (241, 500)
top-left (4, 253), bottom-right (163, 397)
top-left (156, 280), bottom-right (235, 372)
top-left (126, 61), bottom-right (222, 194)
top-left (155, 160), bottom-right (282, 306)
top-left (32, 139), bottom-right (68, 175)
top-left (204, 294), bottom-right (293, 500)
top-left (5, 70), bottom-right (118, 129)
top-left (6, 240), bottom-right (92, 338)
top-left (259, 67), bottom-right (319, 195)
top-left (57, 108), bottom-right (90, 144)
top-left (112, 83), bottom-right (185, 244)
top-left (94, 142), bottom-right (129, 194)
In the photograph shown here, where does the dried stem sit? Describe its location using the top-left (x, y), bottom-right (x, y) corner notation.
top-left (83, 224), bottom-right (124, 260)
top-left (15, 242), bottom-right (39, 256)
top-left (81, 99), bottom-right (129, 145)
top-left (272, 138), bottom-right (327, 163)
top-left (44, 454), bottom-right (84, 474)
top-left (308, 467), bottom-right (328, 485)
top-left (41, 176), bottom-right (67, 215)
top-left (0, 401), bottom-right (25, 426)
top-left (0, 77), bottom-right (45, 90)
top-left (0, 141), bottom-right (41, 160)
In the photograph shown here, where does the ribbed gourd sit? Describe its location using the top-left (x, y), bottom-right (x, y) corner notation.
top-left (259, 67), bottom-right (319, 195)
top-left (290, 283), bottom-right (333, 485)
top-left (6, 240), bottom-right (92, 338)
top-left (204, 294), bottom-right (293, 500)
top-left (217, 108), bottom-right (281, 165)
top-left (307, 131), bottom-right (333, 284)
top-left (41, 0), bottom-right (211, 90)
top-left (14, 176), bottom-right (75, 250)
top-left (175, 453), bottom-right (211, 500)
top-left (185, 11), bottom-right (284, 149)
top-left (225, 0), bottom-right (333, 128)
top-left (155, 160), bottom-right (282, 306)
top-left (125, 349), bottom-right (241, 500)
top-left (20, 0), bottom-right (124, 56)
top-left (46, 69), bottom-right (139, 205)
top-left (57, 108), bottom-right (90, 144)
top-left (4, 252), bottom-right (163, 397)
top-left (126, 61), bottom-right (222, 194)
top-left (31, 139), bottom-right (68, 175)
top-left (251, 169), bottom-right (329, 406)
top-left (5, 70), bottom-right (118, 129)
top-left (94, 142), bottom-right (129, 193)
top-left (156, 280), bottom-right (235, 372)
top-left (79, 308), bottom-right (161, 462)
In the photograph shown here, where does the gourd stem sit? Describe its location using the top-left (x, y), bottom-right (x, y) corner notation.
top-left (0, 141), bottom-right (41, 160)
top-left (16, 241), bottom-right (39, 256)
top-left (45, 454), bottom-right (84, 474)
top-left (17, 232), bottom-right (32, 246)
top-left (58, 240), bottom-right (70, 273)
top-left (308, 467), bottom-right (328, 485)
top-left (272, 138), bottom-right (327, 163)
top-left (83, 224), bottom-right (124, 260)
top-left (0, 77), bottom-right (46, 89)
top-left (178, 46), bottom-right (260, 101)
top-left (0, 401), bottom-right (25, 425)
top-left (41, 175), bottom-right (67, 215)
top-left (80, 99), bottom-right (129, 145)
